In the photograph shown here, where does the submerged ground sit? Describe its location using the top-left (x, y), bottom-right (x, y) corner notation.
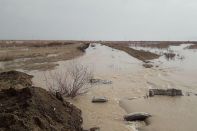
top-left (0, 41), bottom-right (197, 131)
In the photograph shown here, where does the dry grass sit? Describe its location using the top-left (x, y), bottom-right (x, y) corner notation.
top-left (0, 54), bottom-right (14, 61)
top-left (0, 41), bottom-right (89, 71)
top-left (0, 40), bottom-right (90, 48)
top-left (130, 41), bottom-right (183, 49)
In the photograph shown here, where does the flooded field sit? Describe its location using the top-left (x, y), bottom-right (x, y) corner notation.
top-left (130, 43), bottom-right (197, 93)
top-left (0, 42), bottom-right (197, 131)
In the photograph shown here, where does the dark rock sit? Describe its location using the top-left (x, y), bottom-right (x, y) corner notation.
top-left (90, 44), bottom-right (96, 47)
top-left (90, 79), bottom-right (112, 84)
top-left (124, 112), bottom-right (151, 121)
top-left (92, 97), bottom-right (108, 103)
top-left (143, 63), bottom-right (153, 68)
top-left (149, 88), bottom-right (183, 97)
top-left (90, 127), bottom-right (100, 131)
top-left (56, 92), bottom-right (63, 101)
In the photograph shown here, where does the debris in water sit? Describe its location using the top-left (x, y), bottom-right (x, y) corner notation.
top-left (149, 88), bottom-right (183, 97)
top-left (124, 112), bottom-right (151, 121)
top-left (92, 96), bottom-right (108, 103)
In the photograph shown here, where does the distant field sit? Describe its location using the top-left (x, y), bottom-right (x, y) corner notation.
top-left (0, 40), bottom-right (196, 72)
top-left (0, 41), bottom-right (89, 71)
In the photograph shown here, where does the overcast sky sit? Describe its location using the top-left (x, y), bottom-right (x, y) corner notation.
top-left (0, 0), bottom-right (197, 41)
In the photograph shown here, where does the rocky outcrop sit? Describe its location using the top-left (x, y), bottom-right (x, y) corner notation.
top-left (0, 71), bottom-right (83, 131)
top-left (149, 88), bottom-right (183, 97)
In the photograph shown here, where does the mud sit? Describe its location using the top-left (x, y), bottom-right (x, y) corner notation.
top-left (0, 70), bottom-right (33, 90)
top-left (0, 71), bottom-right (83, 131)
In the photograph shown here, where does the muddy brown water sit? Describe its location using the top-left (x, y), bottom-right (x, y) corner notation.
top-left (120, 96), bottom-right (197, 131)
top-left (3, 43), bottom-right (197, 131)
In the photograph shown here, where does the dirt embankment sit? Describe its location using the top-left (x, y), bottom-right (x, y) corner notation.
top-left (0, 71), bottom-right (83, 131)
top-left (0, 71), bottom-right (33, 90)
top-left (102, 43), bottom-right (160, 61)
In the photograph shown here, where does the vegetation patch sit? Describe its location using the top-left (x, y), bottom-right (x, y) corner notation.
top-left (0, 41), bottom-right (89, 71)
top-left (164, 53), bottom-right (176, 60)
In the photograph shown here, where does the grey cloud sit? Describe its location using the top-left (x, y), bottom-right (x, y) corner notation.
top-left (0, 0), bottom-right (197, 40)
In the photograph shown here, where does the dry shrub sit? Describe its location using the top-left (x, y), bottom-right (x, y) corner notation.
top-left (164, 52), bottom-right (176, 60)
top-left (44, 62), bottom-right (93, 98)
top-left (0, 54), bottom-right (14, 61)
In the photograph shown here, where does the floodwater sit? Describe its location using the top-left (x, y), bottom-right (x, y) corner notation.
top-left (23, 43), bottom-right (197, 131)
top-left (130, 44), bottom-right (197, 93)
top-left (120, 96), bottom-right (197, 131)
